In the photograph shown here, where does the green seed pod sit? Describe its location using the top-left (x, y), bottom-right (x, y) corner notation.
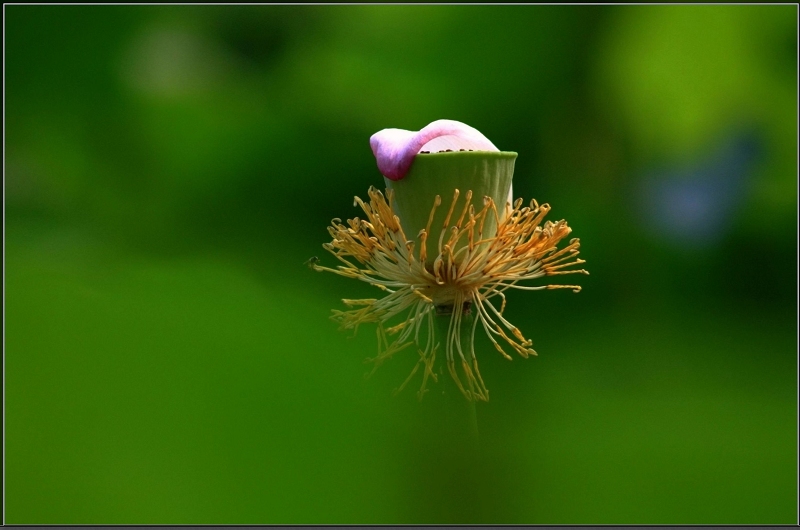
top-left (385, 150), bottom-right (517, 267)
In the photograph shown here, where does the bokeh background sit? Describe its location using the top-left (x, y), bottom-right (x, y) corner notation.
top-left (5, 5), bottom-right (797, 524)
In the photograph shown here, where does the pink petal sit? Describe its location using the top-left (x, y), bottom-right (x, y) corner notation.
top-left (369, 119), bottom-right (499, 181)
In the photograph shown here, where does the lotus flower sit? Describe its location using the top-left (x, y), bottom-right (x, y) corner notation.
top-left (312, 120), bottom-right (587, 402)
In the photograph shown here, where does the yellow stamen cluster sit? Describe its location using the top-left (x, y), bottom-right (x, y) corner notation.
top-left (312, 186), bottom-right (588, 401)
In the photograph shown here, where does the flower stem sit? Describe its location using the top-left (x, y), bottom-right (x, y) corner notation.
top-left (465, 392), bottom-right (480, 447)
top-left (434, 306), bottom-right (480, 449)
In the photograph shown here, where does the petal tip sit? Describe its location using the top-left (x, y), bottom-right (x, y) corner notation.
top-left (370, 119), bottom-right (498, 180)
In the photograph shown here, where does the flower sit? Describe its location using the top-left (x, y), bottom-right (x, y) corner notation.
top-left (312, 120), bottom-right (588, 402)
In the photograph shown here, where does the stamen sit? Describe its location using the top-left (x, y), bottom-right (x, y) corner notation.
top-left (455, 190), bottom-right (473, 229)
top-left (438, 189), bottom-right (460, 255)
top-left (315, 186), bottom-right (585, 401)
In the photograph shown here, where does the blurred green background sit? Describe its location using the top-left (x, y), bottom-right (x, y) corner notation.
top-left (5, 5), bottom-right (797, 524)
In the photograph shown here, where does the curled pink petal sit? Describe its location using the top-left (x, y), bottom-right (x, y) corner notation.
top-left (370, 119), bottom-right (499, 181)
